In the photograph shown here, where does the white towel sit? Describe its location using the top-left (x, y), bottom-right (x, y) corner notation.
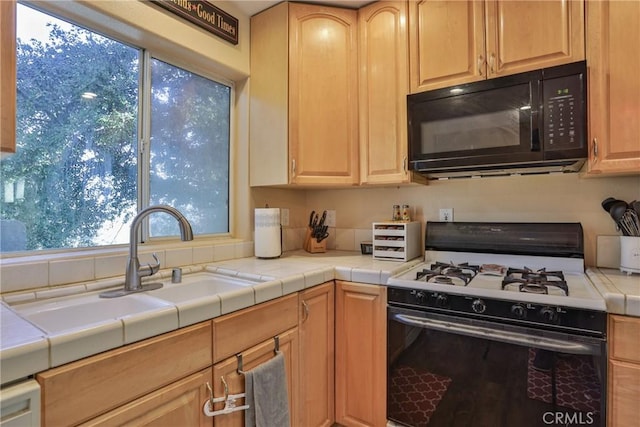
top-left (244, 352), bottom-right (290, 427)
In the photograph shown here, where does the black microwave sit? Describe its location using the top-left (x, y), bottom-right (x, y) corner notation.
top-left (407, 61), bottom-right (587, 179)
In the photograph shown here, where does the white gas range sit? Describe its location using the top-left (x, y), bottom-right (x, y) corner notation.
top-left (387, 222), bottom-right (607, 336)
top-left (386, 223), bottom-right (608, 427)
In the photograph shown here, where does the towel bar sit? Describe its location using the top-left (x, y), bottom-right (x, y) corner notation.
top-left (237, 335), bottom-right (281, 375)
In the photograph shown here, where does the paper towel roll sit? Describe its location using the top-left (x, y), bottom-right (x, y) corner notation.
top-left (255, 208), bottom-right (282, 258)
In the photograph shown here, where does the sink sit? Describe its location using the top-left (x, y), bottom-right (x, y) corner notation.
top-left (146, 272), bottom-right (258, 303)
top-left (14, 293), bottom-right (173, 335)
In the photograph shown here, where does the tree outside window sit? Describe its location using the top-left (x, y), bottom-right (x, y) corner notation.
top-left (0, 3), bottom-right (231, 253)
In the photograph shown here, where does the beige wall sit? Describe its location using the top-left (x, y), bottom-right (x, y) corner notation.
top-left (253, 173), bottom-right (640, 267)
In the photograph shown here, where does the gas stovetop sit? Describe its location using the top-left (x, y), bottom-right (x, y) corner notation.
top-left (386, 222), bottom-right (607, 336)
top-left (388, 252), bottom-right (606, 311)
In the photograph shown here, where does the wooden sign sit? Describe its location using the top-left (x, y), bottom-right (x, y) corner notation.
top-left (150, 0), bottom-right (238, 45)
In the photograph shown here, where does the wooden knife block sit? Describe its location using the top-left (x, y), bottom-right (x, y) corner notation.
top-left (304, 226), bottom-right (326, 253)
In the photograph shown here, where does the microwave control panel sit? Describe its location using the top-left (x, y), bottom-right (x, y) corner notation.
top-left (543, 74), bottom-right (585, 150)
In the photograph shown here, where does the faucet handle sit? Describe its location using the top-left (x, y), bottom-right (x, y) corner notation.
top-left (148, 253), bottom-right (160, 275)
top-left (138, 252), bottom-right (161, 278)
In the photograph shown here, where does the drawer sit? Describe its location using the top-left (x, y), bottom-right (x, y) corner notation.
top-left (213, 293), bottom-right (298, 362)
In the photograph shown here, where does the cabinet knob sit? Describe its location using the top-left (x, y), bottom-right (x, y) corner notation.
top-left (291, 158), bottom-right (296, 176)
top-left (593, 138), bottom-right (598, 158)
top-left (302, 300), bottom-right (309, 322)
top-left (478, 55), bottom-right (484, 76)
top-left (403, 156), bottom-right (408, 173)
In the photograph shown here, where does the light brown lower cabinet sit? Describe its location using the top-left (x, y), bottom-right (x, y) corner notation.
top-left (608, 314), bottom-right (640, 426)
top-left (36, 322), bottom-right (213, 426)
top-left (35, 280), bottom-right (386, 427)
top-left (299, 282), bottom-right (335, 427)
top-left (335, 281), bottom-right (387, 427)
top-left (211, 327), bottom-right (299, 427)
top-left (79, 368), bottom-right (213, 427)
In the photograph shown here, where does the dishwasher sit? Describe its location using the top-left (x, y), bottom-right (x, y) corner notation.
top-left (0, 379), bottom-right (40, 427)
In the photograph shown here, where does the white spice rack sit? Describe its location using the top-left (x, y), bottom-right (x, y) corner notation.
top-left (372, 221), bottom-right (421, 261)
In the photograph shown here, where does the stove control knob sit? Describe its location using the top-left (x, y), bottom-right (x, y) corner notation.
top-left (511, 304), bottom-right (526, 319)
top-left (435, 294), bottom-right (449, 307)
top-left (414, 291), bottom-right (427, 304)
top-left (471, 299), bottom-right (486, 314)
top-left (539, 307), bottom-right (558, 322)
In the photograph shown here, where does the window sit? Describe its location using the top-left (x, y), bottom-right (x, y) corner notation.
top-left (0, 3), bottom-right (231, 253)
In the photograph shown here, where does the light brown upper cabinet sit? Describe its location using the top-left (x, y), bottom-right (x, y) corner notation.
top-left (1, 0), bottom-right (16, 155)
top-left (586, 0), bottom-right (640, 175)
top-left (409, 0), bottom-right (585, 93)
top-left (250, 2), bottom-right (359, 187)
top-left (358, 1), bottom-right (425, 186)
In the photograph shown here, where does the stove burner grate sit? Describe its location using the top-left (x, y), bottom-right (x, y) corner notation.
top-left (502, 267), bottom-right (569, 296)
top-left (415, 262), bottom-right (479, 286)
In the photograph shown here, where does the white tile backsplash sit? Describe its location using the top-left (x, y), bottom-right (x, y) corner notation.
top-left (192, 246), bottom-right (215, 264)
top-left (0, 261), bottom-right (49, 293)
top-left (165, 247), bottom-right (193, 268)
top-left (334, 229), bottom-right (355, 251)
top-left (213, 243), bottom-right (236, 261)
top-left (49, 258), bottom-right (94, 286)
top-left (1, 239), bottom-right (258, 296)
top-left (95, 254), bottom-right (128, 279)
top-left (596, 235), bottom-right (621, 268)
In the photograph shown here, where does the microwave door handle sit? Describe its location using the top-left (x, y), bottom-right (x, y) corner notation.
top-left (392, 313), bottom-right (597, 355)
top-left (530, 109), bottom-right (541, 152)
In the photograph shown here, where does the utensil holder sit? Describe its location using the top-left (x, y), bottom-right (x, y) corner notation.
top-left (304, 226), bottom-right (326, 253)
top-left (620, 236), bottom-right (640, 274)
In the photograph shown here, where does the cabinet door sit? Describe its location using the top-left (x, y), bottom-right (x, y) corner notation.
top-left (211, 327), bottom-right (299, 427)
top-left (80, 369), bottom-right (213, 427)
top-left (486, 0), bottom-right (585, 77)
top-left (335, 281), bottom-right (387, 427)
top-left (409, 0), bottom-right (485, 92)
top-left (299, 282), bottom-right (335, 427)
top-left (289, 4), bottom-right (359, 186)
top-left (359, 1), bottom-right (410, 185)
top-left (608, 360), bottom-right (640, 427)
top-left (586, 0), bottom-right (640, 175)
top-left (0, 0), bottom-right (16, 154)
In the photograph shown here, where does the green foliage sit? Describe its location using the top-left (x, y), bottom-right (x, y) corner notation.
top-left (1, 12), bottom-right (231, 252)
top-left (1, 22), bottom-right (139, 250)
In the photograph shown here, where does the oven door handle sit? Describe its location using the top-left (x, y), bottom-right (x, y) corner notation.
top-left (392, 313), bottom-right (597, 355)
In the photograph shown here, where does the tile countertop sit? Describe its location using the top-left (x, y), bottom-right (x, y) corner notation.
top-left (587, 268), bottom-right (640, 317)
top-left (0, 250), bottom-right (422, 385)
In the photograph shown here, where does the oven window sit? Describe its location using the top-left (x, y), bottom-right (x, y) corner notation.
top-left (387, 315), bottom-right (604, 427)
top-left (412, 83), bottom-right (534, 159)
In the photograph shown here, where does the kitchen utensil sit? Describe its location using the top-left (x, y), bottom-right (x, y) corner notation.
top-left (621, 209), bottom-right (640, 236)
top-left (631, 200), bottom-right (640, 216)
top-left (601, 197), bottom-right (618, 213)
top-left (609, 201), bottom-right (629, 223)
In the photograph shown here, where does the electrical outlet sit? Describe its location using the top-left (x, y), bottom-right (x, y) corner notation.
top-left (325, 210), bottom-right (336, 227)
top-left (439, 208), bottom-right (454, 222)
top-left (280, 208), bottom-right (289, 226)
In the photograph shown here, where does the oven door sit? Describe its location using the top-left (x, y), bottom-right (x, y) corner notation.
top-left (387, 306), bottom-right (606, 427)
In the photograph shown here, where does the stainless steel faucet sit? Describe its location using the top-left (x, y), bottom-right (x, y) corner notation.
top-left (100, 205), bottom-right (193, 298)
